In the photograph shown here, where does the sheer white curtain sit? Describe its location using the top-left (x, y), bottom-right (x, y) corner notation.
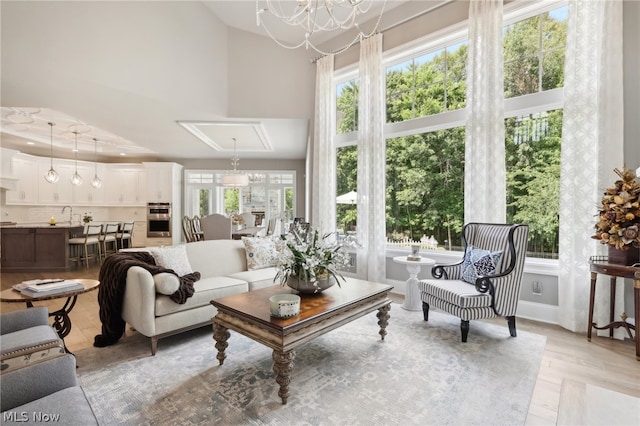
top-left (464, 0), bottom-right (505, 224)
top-left (311, 54), bottom-right (336, 231)
top-left (558, 0), bottom-right (624, 335)
top-left (356, 34), bottom-right (386, 283)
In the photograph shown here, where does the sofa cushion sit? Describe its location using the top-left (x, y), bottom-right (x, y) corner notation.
top-left (227, 266), bottom-right (279, 291)
top-left (241, 237), bottom-right (278, 270)
top-left (153, 273), bottom-right (180, 295)
top-left (185, 240), bottom-right (248, 277)
top-left (5, 387), bottom-right (98, 425)
top-left (418, 279), bottom-right (492, 309)
top-left (1, 326), bottom-right (61, 355)
top-left (155, 276), bottom-right (248, 316)
top-left (0, 325), bottom-right (65, 373)
top-left (148, 245), bottom-right (193, 277)
top-left (460, 246), bottom-right (503, 284)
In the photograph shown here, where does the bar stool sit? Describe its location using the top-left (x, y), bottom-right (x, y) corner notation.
top-left (69, 224), bottom-right (102, 268)
top-left (100, 223), bottom-right (119, 259)
top-left (116, 222), bottom-right (134, 249)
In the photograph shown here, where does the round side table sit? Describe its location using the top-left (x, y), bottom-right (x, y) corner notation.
top-left (393, 256), bottom-right (435, 311)
top-left (1, 279), bottom-right (99, 353)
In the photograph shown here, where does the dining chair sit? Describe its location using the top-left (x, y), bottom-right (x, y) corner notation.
top-left (182, 216), bottom-right (195, 242)
top-left (239, 212), bottom-right (256, 227)
top-left (266, 218), bottom-right (277, 236)
top-left (69, 224), bottom-right (103, 268)
top-left (191, 215), bottom-right (204, 241)
top-left (200, 214), bottom-right (232, 240)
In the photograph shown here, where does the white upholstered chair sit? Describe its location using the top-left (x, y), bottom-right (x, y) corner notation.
top-left (418, 223), bottom-right (529, 342)
top-left (200, 214), bottom-right (232, 240)
top-left (239, 212), bottom-right (256, 227)
top-left (265, 218), bottom-right (277, 236)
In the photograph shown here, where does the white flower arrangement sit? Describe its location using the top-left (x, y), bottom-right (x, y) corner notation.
top-left (274, 224), bottom-right (351, 287)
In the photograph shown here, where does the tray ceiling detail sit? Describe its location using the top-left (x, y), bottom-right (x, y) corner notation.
top-left (177, 120), bottom-right (274, 152)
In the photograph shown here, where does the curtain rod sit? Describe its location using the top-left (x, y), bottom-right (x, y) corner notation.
top-left (309, 0), bottom-right (454, 64)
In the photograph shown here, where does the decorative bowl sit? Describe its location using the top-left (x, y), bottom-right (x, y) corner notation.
top-left (269, 294), bottom-right (301, 318)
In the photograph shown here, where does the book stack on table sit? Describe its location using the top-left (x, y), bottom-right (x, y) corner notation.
top-left (12, 279), bottom-right (84, 297)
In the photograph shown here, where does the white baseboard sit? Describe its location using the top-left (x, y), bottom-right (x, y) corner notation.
top-left (517, 300), bottom-right (559, 324)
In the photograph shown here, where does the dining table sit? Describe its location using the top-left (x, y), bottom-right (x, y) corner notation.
top-left (232, 226), bottom-right (264, 240)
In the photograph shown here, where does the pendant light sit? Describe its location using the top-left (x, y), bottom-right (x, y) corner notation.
top-left (70, 131), bottom-right (83, 186)
top-left (90, 138), bottom-right (102, 188)
top-left (221, 138), bottom-right (249, 187)
top-left (44, 122), bottom-right (60, 183)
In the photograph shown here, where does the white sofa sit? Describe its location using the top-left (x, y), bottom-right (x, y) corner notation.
top-left (121, 239), bottom-right (278, 355)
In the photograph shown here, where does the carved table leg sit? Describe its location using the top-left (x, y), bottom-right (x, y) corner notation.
top-left (212, 322), bottom-right (230, 366)
top-left (377, 303), bottom-right (391, 341)
top-left (49, 295), bottom-right (78, 354)
top-left (272, 350), bottom-right (296, 404)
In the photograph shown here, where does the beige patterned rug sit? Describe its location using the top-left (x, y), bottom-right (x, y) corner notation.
top-left (76, 302), bottom-right (546, 425)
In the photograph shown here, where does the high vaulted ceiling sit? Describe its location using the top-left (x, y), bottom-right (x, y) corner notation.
top-left (0, 0), bottom-right (439, 163)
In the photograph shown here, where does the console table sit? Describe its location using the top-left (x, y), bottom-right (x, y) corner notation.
top-left (587, 256), bottom-right (639, 360)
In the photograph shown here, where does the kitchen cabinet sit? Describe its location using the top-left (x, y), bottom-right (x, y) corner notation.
top-left (144, 162), bottom-right (183, 245)
top-left (144, 162), bottom-right (182, 202)
top-left (73, 163), bottom-right (106, 204)
top-left (146, 237), bottom-right (172, 247)
top-left (5, 155), bottom-right (39, 204)
top-left (37, 160), bottom-right (74, 205)
top-left (132, 221), bottom-right (147, 247)
top-left (104, 166), bottom-right (146, 206)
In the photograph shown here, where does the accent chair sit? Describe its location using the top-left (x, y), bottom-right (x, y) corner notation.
top-left (418, 223), bottom-right (529, 342)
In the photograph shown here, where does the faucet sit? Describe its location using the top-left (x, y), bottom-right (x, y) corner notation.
top-left (61, 206), bottom-right (73, 223)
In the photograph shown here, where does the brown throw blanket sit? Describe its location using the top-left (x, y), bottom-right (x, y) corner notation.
top-left (94, 251), bottom-right (201, 348)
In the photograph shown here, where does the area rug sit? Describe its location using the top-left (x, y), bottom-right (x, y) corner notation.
top-left (76, 303), bottom-right (546, 425)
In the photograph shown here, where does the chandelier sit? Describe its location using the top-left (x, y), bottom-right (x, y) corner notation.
top-left (256, 0), bottom-right (387, 55)
top-left (221, 138), bottom-right (249, 187)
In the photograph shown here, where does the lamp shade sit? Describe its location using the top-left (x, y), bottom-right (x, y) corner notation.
top-left (222, 173), bottom-right (249, 187)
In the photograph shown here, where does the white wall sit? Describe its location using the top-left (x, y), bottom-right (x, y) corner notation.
top-left (226, 28), bottom-right (316, 120)
top-left (1, 1), bottom-right (229, 151)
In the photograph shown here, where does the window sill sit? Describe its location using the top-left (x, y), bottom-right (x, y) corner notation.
top-left (385, 248), bottom-right (559, 276)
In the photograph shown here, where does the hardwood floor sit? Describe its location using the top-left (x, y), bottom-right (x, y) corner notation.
top-left (2, 266), bottom-right (638, 424)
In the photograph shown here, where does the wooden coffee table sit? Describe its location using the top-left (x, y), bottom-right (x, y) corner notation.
top-left (210, 278), bottom-right (393, 404)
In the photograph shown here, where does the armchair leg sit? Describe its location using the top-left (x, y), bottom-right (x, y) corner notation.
top-left (507, 316), bottom-right (517, 337)
top-left (422, 302), bottom-right (430, 321)
top-left (461, 320), bottom-right (469, 342)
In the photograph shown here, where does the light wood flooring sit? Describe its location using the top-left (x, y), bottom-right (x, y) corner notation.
top-left (2, 265), bottom-right (639, 425)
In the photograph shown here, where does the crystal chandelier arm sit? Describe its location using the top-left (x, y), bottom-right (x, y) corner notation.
top-left (256, 0), bottom-right (386, 56)
top-left (258, 19), bottom-right (363, 55)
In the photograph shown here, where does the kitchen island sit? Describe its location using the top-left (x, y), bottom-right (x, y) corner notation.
top-left (0, 224), bottom-right (84, 272)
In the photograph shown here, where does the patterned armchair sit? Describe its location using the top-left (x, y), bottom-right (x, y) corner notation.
top-left (0, 307), bottom-right (65, 373)
top-left (418, 223), bottom-right (529, 342)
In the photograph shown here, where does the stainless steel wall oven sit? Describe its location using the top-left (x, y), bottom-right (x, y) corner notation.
top-left (147, 202), bottom-right (171, 237)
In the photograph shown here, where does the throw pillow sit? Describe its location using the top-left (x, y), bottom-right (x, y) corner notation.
top-left (153, 273), bottom-right (180, 295)
top-left (461, 245), bottom-right (503, 284)
top-left (242, 237), bottom-right (278, 270)
top-left (149, 245), bottom-right (194, 277)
